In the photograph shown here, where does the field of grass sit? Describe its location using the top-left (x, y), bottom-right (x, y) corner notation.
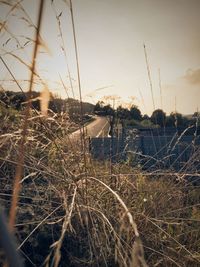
top-left (0, 106), bottom-right (200, 266)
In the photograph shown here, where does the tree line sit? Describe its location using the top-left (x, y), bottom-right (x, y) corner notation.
top-left (94, 101), bottom-right (199, 128)
top-left (0, 90), bottom-right (199, 128)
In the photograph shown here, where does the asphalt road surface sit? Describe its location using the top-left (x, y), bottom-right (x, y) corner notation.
top-left (70, 116), bottom-right (110, 141)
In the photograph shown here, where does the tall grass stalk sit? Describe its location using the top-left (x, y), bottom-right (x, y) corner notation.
top-left (51, 2), bottom-right (75, 99)
top-left (143, 44), bottom-right (155, 111)
top-left (48, 188), bottom-right (77, 267)
top-left (158, 68), bottom-right (163, 111)
top-left (0, 56), bottom-right (24, 94)
top-left (69, 0), bottom-right (88, 202)
top-left (8, 0), bottom-right (45, 230)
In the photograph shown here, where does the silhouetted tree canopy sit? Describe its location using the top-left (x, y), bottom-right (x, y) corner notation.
top-left (193, 111), bottom-right (200, 118)
top-left (103, 104), bottom-right (114, 116)
top-left (129, 105), bottom-right (142, 121)
top-left (143, 114), bottom-right (150, 120)
top-left (94, 101), bottom-right (114, 116)
top-left (166, 112), bottom-right (183, 127)
top-left (116, 106), bottom-right (130, 120)
top-left (151, 109), bottom-right (166, 127)
top-left (94, 101), bottom-right (104, 112)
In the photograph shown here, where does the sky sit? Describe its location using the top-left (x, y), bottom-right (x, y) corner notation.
top-left (0, 0), bottom-right (200, 115)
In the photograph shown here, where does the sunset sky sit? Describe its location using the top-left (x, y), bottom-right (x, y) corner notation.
top-left (0, 0), bottom-right (200, 115)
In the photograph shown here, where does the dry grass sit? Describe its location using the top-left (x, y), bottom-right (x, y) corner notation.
top-left (0, 108), bottom-right (200, 266)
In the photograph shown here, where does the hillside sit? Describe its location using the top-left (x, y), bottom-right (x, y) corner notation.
top-left (0, 90), bottom-right (94, 117)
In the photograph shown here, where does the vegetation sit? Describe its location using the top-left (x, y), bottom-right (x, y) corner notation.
top-left (0, 106), bottom-right (200, 266)
top-left (94, 101), bottom-right (197, 129)
top-left (0, 90), bottom-right (94, 124)
top-left (150, 109), bottom-right (166, 127)
top-left (0, 1), bottom-right (199, 267)
top-left (0, 91), bottom-right (199, 266)
top-left (2, 91), bottom-right (197, 129)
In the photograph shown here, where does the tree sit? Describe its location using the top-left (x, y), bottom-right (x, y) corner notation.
top-left (103, 104), bottom-right (114, 116)
top-left (143, 114), bottom-right (150, 120)
top-left (129, 105), bottom-right (142, 121)
top-left (151, 109), bottom-right (166, 127)
top-left (165, 112), bottom-right (184, 127)
top-left (192, 112), bottom-right (200, 126)
top-left (116, 105), bottom-right (130, 120)
top-left (193, 111), bottom-right (200, 118)
top-left (94, 101), bottom-right (104, 112)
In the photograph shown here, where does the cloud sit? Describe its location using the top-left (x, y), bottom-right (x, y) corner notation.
top-left (183, 68), bottom-right (200, 85)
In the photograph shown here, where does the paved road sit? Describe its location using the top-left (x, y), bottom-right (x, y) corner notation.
top-left (70, 116), bottom-right (110, 141)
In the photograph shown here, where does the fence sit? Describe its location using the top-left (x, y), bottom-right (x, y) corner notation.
top-left (89, 133), bottom-right (200, 171)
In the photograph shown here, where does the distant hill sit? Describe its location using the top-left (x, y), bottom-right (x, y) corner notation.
top-left (0, 90), bottom-right (95, 116)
